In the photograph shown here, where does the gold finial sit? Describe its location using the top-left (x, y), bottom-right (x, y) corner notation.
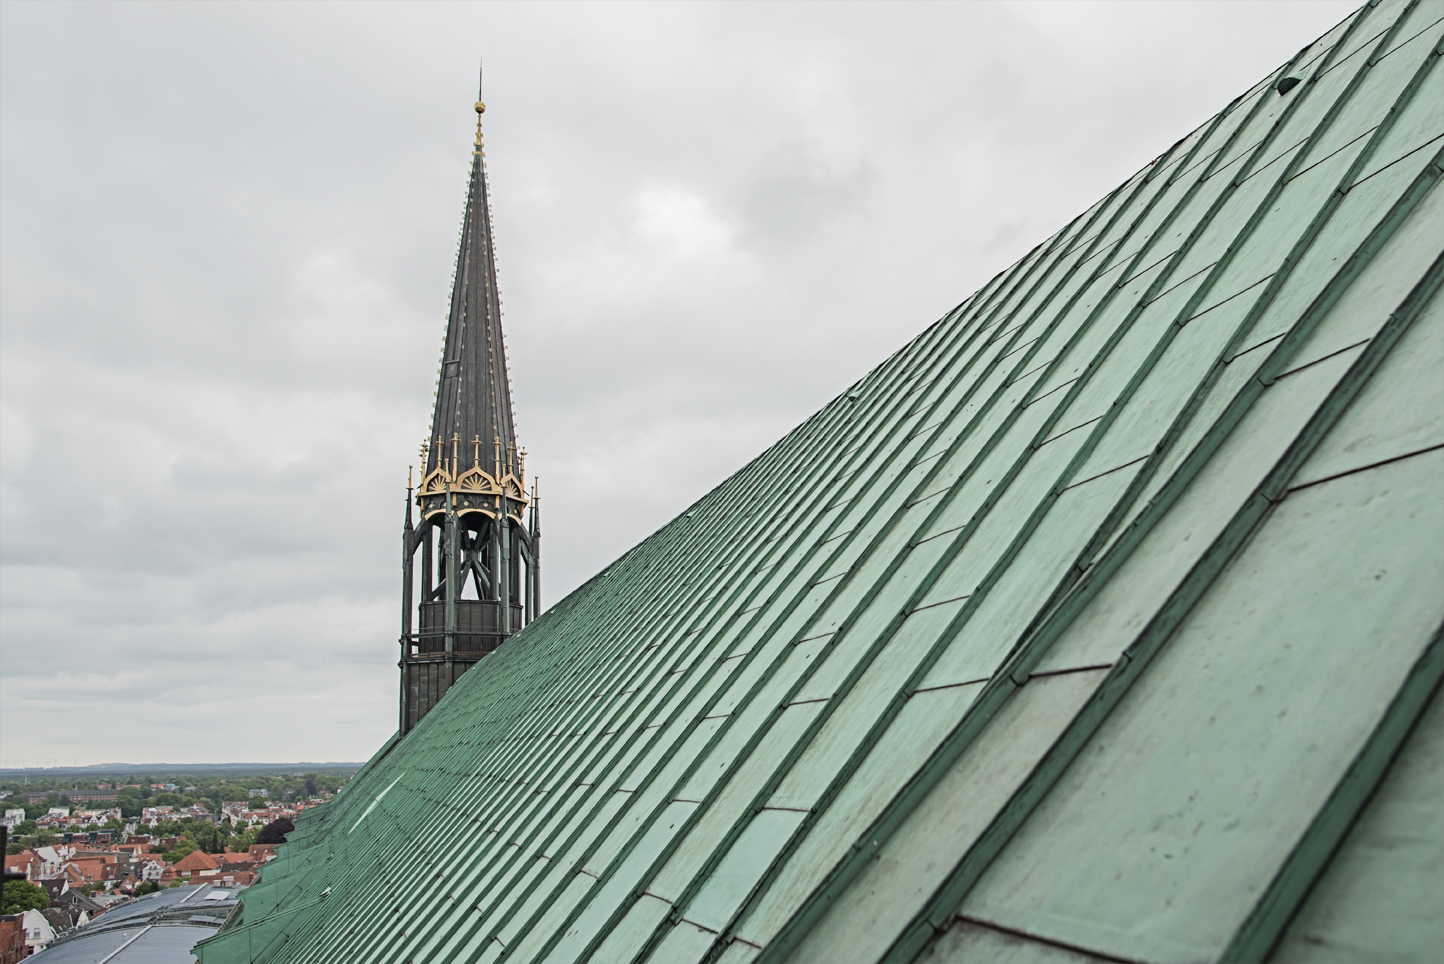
top-left (420, 438), bottom-right (429, 467)
top-left (408, 465), bottom-right (413, 490)
top-left (472, 435), bottom-right (482, 469)
top-left (493, 435), bottom-right (501, 480)
top-left (475, 101), bottom-right (486, 115)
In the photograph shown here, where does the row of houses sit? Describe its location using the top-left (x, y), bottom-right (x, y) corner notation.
top-left (5, 841), bottom-right (167, 890)
top-left (34, 806), bottom-right (123, 830)
top-left (29, 798), bottom-right (325, 832)
top-left (4, 837), bottom-right (282, 892)
top-left (6, 799), bottom-right (320, 835)
top-left (220, 798), bottom-right (322, 825)
top-left (140, 803), bottom-right (216, 826)
top-left (2, 797), bottom-right (328, 833)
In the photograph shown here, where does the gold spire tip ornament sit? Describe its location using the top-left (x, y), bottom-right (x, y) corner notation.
top-left (475, 101), bottom-right (486, 114)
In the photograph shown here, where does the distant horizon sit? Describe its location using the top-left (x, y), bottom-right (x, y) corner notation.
top-left (0, 762), bottom-right (366, 776)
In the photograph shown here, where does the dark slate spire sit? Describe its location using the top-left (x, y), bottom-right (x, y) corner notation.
top-left (399, 76), bottom-right (538, 737)
top-left (425, 72), bottom-right (520, 484)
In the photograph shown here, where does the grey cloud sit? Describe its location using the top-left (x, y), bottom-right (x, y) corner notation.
top-left (735, 140), bottom-right (878, 248)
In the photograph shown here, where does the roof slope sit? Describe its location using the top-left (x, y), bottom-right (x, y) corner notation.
top-left (196, 2), bottom-right (1444, 961)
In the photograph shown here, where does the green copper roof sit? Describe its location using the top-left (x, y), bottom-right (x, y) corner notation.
top-left (195, 2), bottom-right (1444, 961)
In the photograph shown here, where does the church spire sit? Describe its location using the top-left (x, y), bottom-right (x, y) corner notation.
top-left (426, 69), bottom-right (518, 482)
top-left (400, 74), bottom-right (540, 736)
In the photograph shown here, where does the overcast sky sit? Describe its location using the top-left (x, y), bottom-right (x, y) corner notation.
top-left (0, 0), bottom-right (1358, 767)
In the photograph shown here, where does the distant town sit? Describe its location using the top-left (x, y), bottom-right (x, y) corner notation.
top-left (1, 767), bottom-right (358, 957)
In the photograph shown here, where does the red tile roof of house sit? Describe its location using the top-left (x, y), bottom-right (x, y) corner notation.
top-left (3, 851), bottom-right (36, 876)
top-left (66, 857), bottom-right (121, 882)
top-left (171, 849), bottom-right (223, 874)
